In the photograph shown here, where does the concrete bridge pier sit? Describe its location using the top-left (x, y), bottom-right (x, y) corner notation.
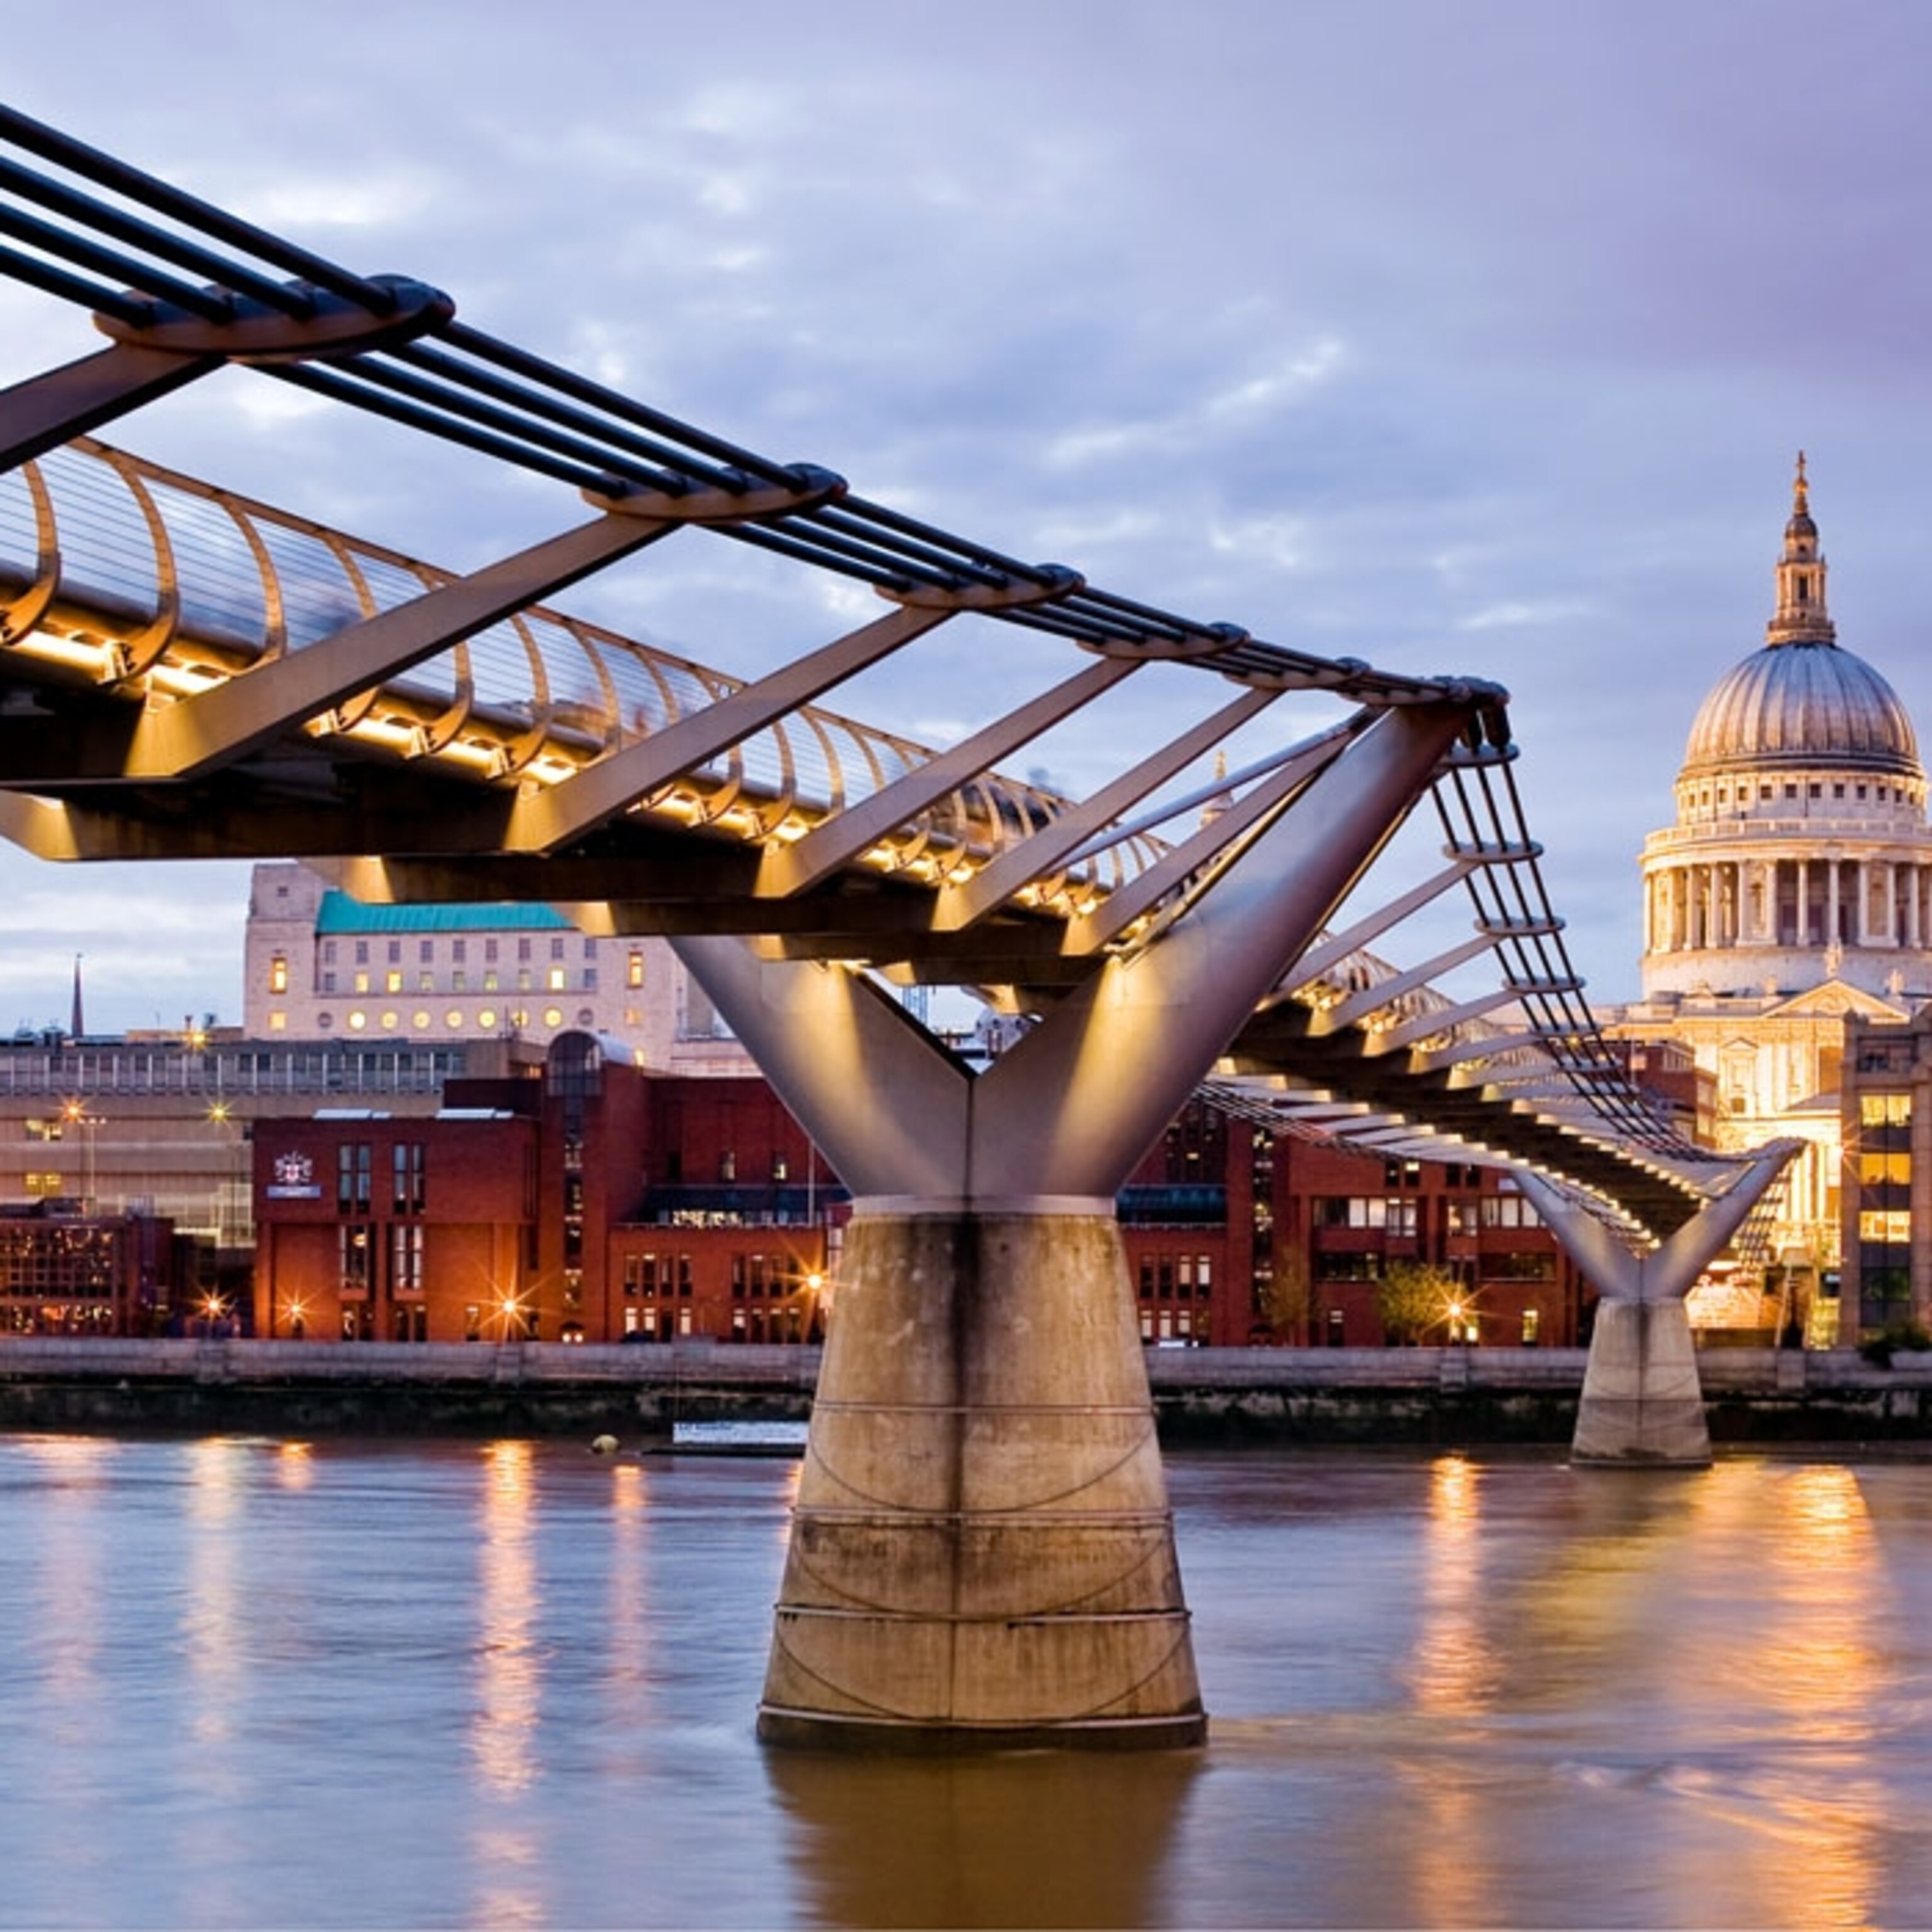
top-left (674, 702), bottom-right (1475, 1748)
top-left (1516, 1145), bottom-right (1799, 1467)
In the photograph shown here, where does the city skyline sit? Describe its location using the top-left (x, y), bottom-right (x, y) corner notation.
top-left (4, 0), bottom-right (1932, 1031)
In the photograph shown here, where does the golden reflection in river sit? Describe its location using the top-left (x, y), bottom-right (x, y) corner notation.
top-left (1678, 1463), bottom-right (1886, 1929)
top-left (183, 1437), bottom-right (245, 1762)
top-left (602, 1460), bottom-right (652, 1729)
top-left (1400, 1453), bottom-right (1497, 1930)
top-left (469, 1441), bottom-right (547, 1930)
top-left (472, 1440), bottom-right (541, 1798)
top-left (1407, 1453), bottom-right (1502, 1718)
top-left (274, 1440), bottom-right (314, 1491)
top-left (21, 1436), bottom-right (111, 1721)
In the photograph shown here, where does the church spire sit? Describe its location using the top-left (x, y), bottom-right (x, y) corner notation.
top-left (1767, 450), bottom-right (1835, 647)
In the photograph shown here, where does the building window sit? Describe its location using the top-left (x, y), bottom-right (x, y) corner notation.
top-left (393, 1142), bottom-right (426, 1214)
top-left (323, 940), bottom-right (338, 965)
top-left (483, 970), bottom-right (499, 992)
top-left (269, 1011), bottom-right (287, 1032)
top-left (518, 969), bottom-right (533, 992)
top-left (551, 937), bottom-right (566, 962)
top-left (1522, 1308), bottom-right (1541, 1346)
top-left (389, 1222), bottom-right (425, 1292)
top-left (453, 970), bottom-right (469, 992)
top-left (453, 940), bottom-right (467, 964)
top-left (1479, 1195), bottom-right (1541, 1229)
top-left (543, 1007), bottom-right (564, 1028)
top-left (339, 1221), bottom-right (372, 1292)
top-left (386, 970), bottom-right (402, 993)
top-left (386, 940), bottom-right (401, 965)
top-left (628, 950), bottom-right (645, 989)
top-left (547, 966), bottom-right (567, 991)
top-left (485, 939), bottom-right (498, 963)
top-left (338, 1142), bottom-right (372, 1214)
top-left (353, 971), bottom-right (370, 994)
top-left (720, 1150), bottom-right (737, 1182)
top-left (420, 940), bottom-right (435, 963)
top-left (518, 938), bottom-right (532, 963)
top-left (269, 953), bottom-right (289, 994)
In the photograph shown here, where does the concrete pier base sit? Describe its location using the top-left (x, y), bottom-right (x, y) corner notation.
top-left (758, 1208), bottom-right (1205, 1750)
top-left (1572, 1300), bottom-right (1711, 1467)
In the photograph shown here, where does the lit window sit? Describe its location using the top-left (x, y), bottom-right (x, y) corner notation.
top-left (386, 970), bottom-right (402, 993)
top-left (348, 1011), bottom-right (367, 1032)
top-left (269, 953), bottom-right (288, 994)
top-left (628, 950), bottom-right (645, 989)
top-left (479, 1009), bottom-right (497, 1029)
top-left (353, 972), bottom-right (370, 994)
top-left (446, 1010), bottom-right (464, 1030)
top-left (1860, 1211), bottom-right (1912, 1244)
top-left (543, 1007), bottom-right (564, 1028)
top-left (412, 1010), bottom-right (431, 1031)
top-left (269, 1011), bottom-right (287, 1032)
top-left (547, 966), bottom-right (567, 991)
top-left (380, 1011), bottom-right (399, 1031)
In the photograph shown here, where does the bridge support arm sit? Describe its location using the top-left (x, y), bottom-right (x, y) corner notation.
top-left (669, 697), bottom-right (1475, 1749)
top-left (1, 343), bottom-right (219, 472)
top-left (1514, 1145), bottom-right (1800, 1466)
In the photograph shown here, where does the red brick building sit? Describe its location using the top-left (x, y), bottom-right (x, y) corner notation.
top-left (0, 1201), bottom-right (187, 1336)
top-left (251, 1033), bottom-right (1587, 1348)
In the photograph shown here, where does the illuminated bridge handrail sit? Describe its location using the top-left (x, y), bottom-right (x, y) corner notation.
top-left (0, 438), bottom-right (1172, 894)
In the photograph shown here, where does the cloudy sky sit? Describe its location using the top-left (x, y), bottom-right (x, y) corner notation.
top-left (3, 0), bottom-right (1931, 1033)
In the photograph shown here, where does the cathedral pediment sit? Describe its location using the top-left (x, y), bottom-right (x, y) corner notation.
top-left (1760, 978), bottom-right (1906, 1023)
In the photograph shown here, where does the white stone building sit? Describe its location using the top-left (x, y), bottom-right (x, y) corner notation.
top-left (1609, 459), bottom-right (1929, 1320)
top-left (242, 861), bottom-right (752, 1075)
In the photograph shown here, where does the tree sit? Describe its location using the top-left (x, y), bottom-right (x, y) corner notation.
top-left (1375, 1261), bottom-right (1462, 1346)
top-left (1257, 1247), bottom-right (1318, 1345)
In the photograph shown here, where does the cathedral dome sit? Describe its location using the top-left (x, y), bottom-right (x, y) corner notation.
top-left (1682, 638), bottom-right (1921, 780)
top-left (1680, 453), bottom-right (1922, 784)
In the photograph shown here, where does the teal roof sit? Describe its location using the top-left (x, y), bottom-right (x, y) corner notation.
top-left (315, 891), bottom-right (574, 935)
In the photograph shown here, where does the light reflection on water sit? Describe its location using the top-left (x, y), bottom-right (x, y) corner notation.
top-left (3, 1439), bottom-right (1932, 1927)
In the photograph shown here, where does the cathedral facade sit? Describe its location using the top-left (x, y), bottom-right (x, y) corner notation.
top-left (1609, 461), bottom-right (1932, 1328)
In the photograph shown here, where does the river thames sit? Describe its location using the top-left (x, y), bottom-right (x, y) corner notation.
top-left (3, 1435), bottom-right (1929, 1928)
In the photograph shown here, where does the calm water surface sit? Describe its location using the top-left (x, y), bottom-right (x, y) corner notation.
top-left (3, 1435), bottom-right (1930, 1928)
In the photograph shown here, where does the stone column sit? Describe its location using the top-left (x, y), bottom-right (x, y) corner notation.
top-left (1797, 858), bottom-right (1811, 947)
top-left (1828, 858), bottom-right (1841, 948)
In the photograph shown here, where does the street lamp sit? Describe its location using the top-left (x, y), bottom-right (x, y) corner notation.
top-left (62, 1099), bottom-right (103, 1211)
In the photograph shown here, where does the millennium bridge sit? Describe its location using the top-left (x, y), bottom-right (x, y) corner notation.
top-left (0, 106), bottom-right (1794, 1748)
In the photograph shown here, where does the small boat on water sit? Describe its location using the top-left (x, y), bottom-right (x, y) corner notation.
top-left (669, 1418), bottom-right (809, 1455)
